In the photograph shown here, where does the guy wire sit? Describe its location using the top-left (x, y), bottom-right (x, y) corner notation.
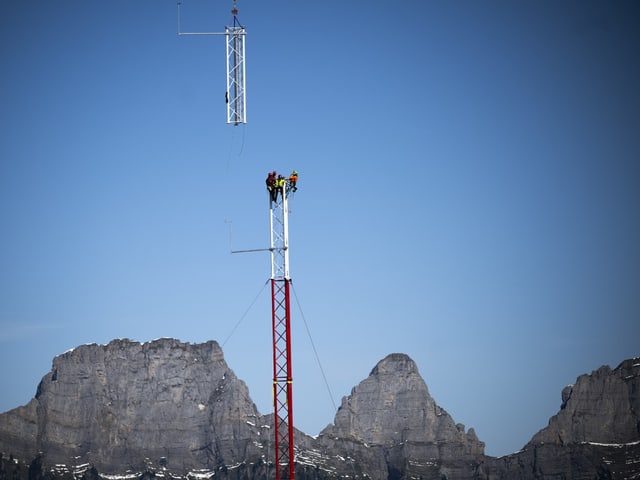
top-left (291, 282), bottom-right (338, 412)
top-left (221, 279), bottom-right (269, 347)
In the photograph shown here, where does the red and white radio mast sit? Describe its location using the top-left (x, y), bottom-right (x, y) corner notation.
top-left (268, 176), bottom-right (296, 480)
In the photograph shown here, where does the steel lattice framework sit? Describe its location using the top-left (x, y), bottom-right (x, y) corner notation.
top-left (226, 23), bottom-right (246, 125)
top-left (177, 2), bottom-right (247, 125)
top-left (269, 185), bottom-right (295, 480)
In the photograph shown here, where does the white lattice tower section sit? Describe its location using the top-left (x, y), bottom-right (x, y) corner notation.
top-left (226, 25), bottom-right (246, 125)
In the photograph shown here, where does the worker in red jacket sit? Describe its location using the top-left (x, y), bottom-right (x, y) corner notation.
top-left (266, 171), bottom-right (277, 201)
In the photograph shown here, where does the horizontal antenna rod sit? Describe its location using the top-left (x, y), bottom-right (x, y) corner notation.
top-left (178, 32), bottom-right (228, 36)
top-left (231, 247), bottom-right (288, 254)
top-left (231, 247), bottom-right (273, 254)
top-left (178, 31), bottom-right (246, 36)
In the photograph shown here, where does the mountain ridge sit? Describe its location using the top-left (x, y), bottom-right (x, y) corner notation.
top-left (0, 338), bottom-right (638, 479)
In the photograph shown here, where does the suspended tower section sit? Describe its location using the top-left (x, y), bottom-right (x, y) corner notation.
top-left (268, 176), bottom-right (297, 480)
top-left (225, 6), bottom-right (247, 125)
top-left (177, 0), bottom-right (247, 125)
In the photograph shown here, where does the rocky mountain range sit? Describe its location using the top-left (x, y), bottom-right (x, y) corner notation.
top-left (0, 338), bottom-right (638, 480)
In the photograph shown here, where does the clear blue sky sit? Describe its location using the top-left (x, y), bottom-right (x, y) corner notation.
top-left (1, 0), bottom-right (639, 458)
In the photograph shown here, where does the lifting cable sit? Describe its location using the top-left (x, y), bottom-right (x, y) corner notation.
top-left (225, 125), bottom-right (246, 175)
top-left (290, 282), bottom-right (338, 412)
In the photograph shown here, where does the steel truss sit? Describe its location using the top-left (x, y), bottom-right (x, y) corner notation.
top-left (269, 186), bottom-right (294, 480)
top-left (226, 24), bottom-right (247, 125)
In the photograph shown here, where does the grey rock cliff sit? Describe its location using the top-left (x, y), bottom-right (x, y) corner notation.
top-left (0, 338), bottom-right (268, 474)
top-left (1, 340), bottom-right (639, 480)
top-left (529, 358), bottom-right (640, 446)
top-left (488, 357), bottom-right (640, 479)
top-left (0, 343), bottom-right (487, 479)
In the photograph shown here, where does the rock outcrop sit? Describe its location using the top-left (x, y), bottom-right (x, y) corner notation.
top-left (316, 353), bottom-right (485, 479)
top-left (530, 358), bottom-right (640, 446)
top-left (0, 340), bottom-right (639, 480)
top-left (0, 338), bottom-right (269, 474)
top-left (488, 357), bottom-right (640, 479)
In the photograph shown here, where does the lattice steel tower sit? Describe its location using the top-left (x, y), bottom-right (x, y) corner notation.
top-left (269, 181), bottom-right (295, 480)
top-left (177, 0), bottom-right (246, 125)
top-left (226, 6), bottom-right (246, 125)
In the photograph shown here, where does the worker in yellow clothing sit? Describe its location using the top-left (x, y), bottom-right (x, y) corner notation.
top-left (276, 174), bottom-right (286, 199)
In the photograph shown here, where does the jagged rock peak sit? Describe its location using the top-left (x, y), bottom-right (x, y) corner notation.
top-left (369, 352), bottom-right (419, 376)
top-left (321, 353), bottom-right (484, 456)
top-left (328, 352), bottom-right (434, 445)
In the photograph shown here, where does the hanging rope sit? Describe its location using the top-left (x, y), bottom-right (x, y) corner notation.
top-left (290, 282), bottom-right (338, 412)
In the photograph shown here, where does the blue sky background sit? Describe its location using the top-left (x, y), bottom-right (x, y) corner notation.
top-left (1, 0), bottom-right (639, 457)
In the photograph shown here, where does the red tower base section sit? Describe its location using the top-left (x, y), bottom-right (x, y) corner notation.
top-left (271, 278), bottom-right (295, 480)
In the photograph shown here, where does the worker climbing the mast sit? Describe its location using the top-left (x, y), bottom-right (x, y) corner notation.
top-left (266, 171), bottom-right (277, 202)
top-left (276, 174), bottom-right (286, 199)
top-left (288, 170), bottom-right (298, 192)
